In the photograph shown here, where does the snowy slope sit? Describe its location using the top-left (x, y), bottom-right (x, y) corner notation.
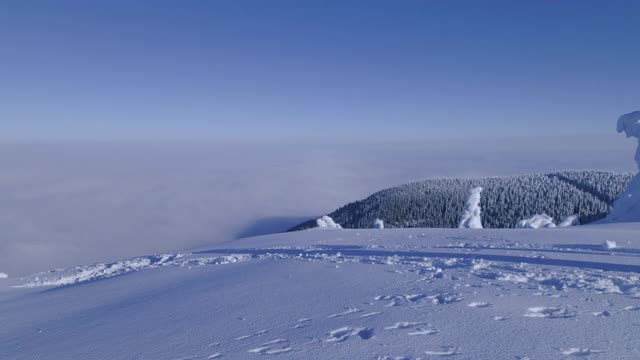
top-left (2, 224), bottom-right (640, 359)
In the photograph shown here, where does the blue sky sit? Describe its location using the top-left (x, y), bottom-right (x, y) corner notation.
top-left (1, 0), bottom-right (638, 140)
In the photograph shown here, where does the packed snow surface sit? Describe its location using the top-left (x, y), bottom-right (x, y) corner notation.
top-left (515, 214), bottom-right (556, 229)
top-left (608, 111), bottom-right (640, 223)
top-left (2, 223), bottom-right (640, 359)
top-left (458, 187), bottom-right (483, 229)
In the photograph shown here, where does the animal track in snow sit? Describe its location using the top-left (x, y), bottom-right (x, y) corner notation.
top-left (524, 307), bottom-right (576, 319)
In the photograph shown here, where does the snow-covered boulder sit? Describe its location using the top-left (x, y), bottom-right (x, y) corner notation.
top-left (372, 219), bottom-right (384, 229)
top-left (458, 187), bottom-right (483, 229)
top-left (558, 215), bottom-right (579, 228)
top-left (316, 215), bottom-right (342, 229)
top-left (515, 214), bottom-right (556, 229)
top-left (606, 111), bottom-right (640, 223)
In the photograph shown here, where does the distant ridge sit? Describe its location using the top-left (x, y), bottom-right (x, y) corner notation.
top-left (289, 171), bottom-right (633, 231)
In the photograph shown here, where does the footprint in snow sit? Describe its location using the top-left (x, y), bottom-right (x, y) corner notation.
top-left (428, 293), bottom-right (462, 305)
top-left (591, 310), bottom-right (612, 317)
top-left (524, 307), bottom-right (576, 319)
top-left (326, 327), bottom-right (374, 342)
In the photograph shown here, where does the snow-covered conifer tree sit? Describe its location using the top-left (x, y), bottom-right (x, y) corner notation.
top-left (458, 187), bottom-right (483, 229)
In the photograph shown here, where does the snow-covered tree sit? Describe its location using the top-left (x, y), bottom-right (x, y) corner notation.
top-left (515, 214), bottom-right (555, 229)
top-left (458, 187), bottom-right (483, 229)
top-left (558, 215), bottom-right (579, 227)
top-left (606, 111), bottom-right (640, 223)
top-left (316, 215), bottom-right (342, 229)
top-left (288, 171), bottom-right (631, 232)
top-left (372, 219), bottom-right (384, 229)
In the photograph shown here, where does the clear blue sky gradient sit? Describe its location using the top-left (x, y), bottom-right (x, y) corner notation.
top-left (1, 0), bottom-right (639, 140)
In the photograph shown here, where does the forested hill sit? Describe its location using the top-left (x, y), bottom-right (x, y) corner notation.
top-left (289, 171), bottom-right (633, 231)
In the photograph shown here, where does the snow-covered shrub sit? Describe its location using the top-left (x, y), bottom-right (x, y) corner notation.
top-left (558, 215), bottom-right (579, 227)
top-left (515, 214), bottom-right (555, 229)
top-left (459, 187), bottom-right (483, 229)
top-left (606, 111), bottom-right (640, 223)
top-left (372, 219), bottom-right (384, 229)
top-left (316, 215), bottom-right (342, 229)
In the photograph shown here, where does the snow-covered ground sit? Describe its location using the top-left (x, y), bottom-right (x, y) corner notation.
top-left (2, 223), bottom-right (640, 359)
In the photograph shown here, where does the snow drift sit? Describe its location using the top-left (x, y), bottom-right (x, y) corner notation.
top-left (458, 187), bottom-right (483, 229)
top-left (606, 111), bottom-right (640, 223)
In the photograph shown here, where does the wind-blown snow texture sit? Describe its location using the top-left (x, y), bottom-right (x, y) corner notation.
top-left (2, 224), bottom-right (640, 359)
top-left (290, 171), bottom-right (632, 231)
top-left (607, 111), bottom-right (640, 223)
top-left (458, 187), bottom-right (483, 229)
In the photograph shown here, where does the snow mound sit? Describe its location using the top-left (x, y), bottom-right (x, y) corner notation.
top-left (558, 215), bottom-right (579, 227)
top-left (458, 187), bottom-right (483, 229)
top-left (373, 219), bottom-right (384, 229)
top-left (316, 215), bottom-right (342, 229)
top-left (515, 214), bottom-right (556, 229)
top-left (607, 110), bottom-right (640, 223)
top-left (0, 272), bottom-right (8, 279)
